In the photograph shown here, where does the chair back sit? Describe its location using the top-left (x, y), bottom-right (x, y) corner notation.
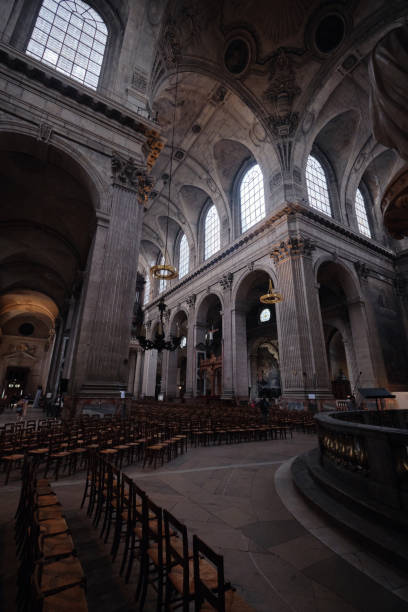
top-left (193, 535), bottom-right (225, 612)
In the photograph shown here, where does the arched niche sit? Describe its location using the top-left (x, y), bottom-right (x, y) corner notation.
top-left (195, 293), bottom-right (223, 397)
top-left (234, 269), bottom-right (280, 400)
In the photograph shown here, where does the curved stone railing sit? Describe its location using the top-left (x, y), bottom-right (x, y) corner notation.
top-left (315, 410), bottom-right (408, 511)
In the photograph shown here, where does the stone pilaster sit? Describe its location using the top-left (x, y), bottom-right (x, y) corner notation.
top-left (271, 237), bottom-right (332, 401)
top-left (78, 153), bottom-right (148, 395)
top-left (184, 295), bottom-right (196, 398)
top-left (232, 308), bottom-right (249, 398)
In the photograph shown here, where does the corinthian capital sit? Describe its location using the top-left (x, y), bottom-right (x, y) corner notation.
top-left (270, 236), bottom-right (315, 264)
top-left (111, 151), bottom-right (154, 204)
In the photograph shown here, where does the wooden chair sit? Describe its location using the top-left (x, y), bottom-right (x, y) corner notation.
top-left (193, 535), bottom-right (254, 612)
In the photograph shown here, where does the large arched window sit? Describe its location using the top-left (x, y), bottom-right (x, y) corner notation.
top-left (306, 155), bottom-right (332, 217)
top-left (204, 205), bottom-right (220, 260)
top-left (143, 273), bottom-right (150, 306)
top-left (178, 234), bottom-right (189, 279)
top-left (26, 0), bottom-right (108, 90)
top-left (355, 188), bottom-right (372, 238)
top-left (240, 164), bottom-right (265, 232)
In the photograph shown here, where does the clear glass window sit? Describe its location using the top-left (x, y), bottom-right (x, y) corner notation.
top-left (204, 205), bottom-right (220, 260)
top-left (143, 273), bottom-right (150, 305)
top-left (240, 164), bottom-right (266, 232)
top-left (306, 155), bottom-right (332, 217)
top-left (355, 188), bottom-right (372, 238)
top-left (26, 0), bottom-right (107, 90)
top-left (178, 234), bottom-right (189, 278)
top-left (260, 308), bottom-right (271, 323)
top-left (159, 256), bottom-right (167, 293)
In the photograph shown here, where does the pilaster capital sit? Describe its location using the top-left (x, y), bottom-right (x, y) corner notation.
top-left (220, 272), bottom-right (233, 291)
top-left (354, 261), bottom-right (370, 281)
top-left (270, 236), bottom-right (315, 264)
top-left (186, 294), bottom-right (196, 309)
top-left (111, 151), bottom-right (154, 204)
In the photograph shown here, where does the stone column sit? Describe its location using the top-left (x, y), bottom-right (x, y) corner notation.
top-left (141, 349), bottom-right (157, 398)
top-left (220, 273), bottom-right (234, 399)
top-left (271, 237), bottom-right (332, 402)
top-left (184, 294), bottom-right (196, 398)
top-left (192, 322), bottom-right (206, 397)
top-left (127, 349), bottom-right (137, 394)
top-left (77, 153), bottom-right (151, 396)
top-left (232, 308), bottom-right (249, 398)
top-left (133, 349), bottom-right (143, 397)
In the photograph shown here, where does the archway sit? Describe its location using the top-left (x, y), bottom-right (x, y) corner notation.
top-left (234, 270), bottom-right (280, 400)
top-left (195, 294), bottom-right (223, 397)
top-left (0, 133), bottom-right (97, 399)
top-left (163, 310), bottom-right (188, 399)
top-left (317, 260), bottom-right (374, 393)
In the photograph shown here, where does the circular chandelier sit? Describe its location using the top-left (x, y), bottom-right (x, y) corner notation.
top-left (137, 298), bottom-right (181, 352)
top-left (150, 263), bottom-right (178, 281)
top-left (260, 279), bottom-right (283, 304)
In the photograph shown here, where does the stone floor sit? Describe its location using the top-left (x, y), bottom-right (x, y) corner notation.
top-left (1, 427), bottom-right (407, 612)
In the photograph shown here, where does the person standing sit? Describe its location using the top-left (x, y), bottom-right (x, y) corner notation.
top-left (16, 397), bottom-right (25, 422)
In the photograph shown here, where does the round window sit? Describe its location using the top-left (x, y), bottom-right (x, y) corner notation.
top-left (315, 14), bottom-right (345, 54)
top-left (259, 308), bottom-right (271, 323)
top-left (19, 322), bottom-right (34, 336)
top-left (180, 335), bottom-right (187, 349)
top-left (224, 38), bottom-right (250, 75)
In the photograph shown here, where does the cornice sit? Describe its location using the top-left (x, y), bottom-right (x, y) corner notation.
top-left (146, 202), bottom-right (396, 310)
top-left (0, 43), bottom-right (159, 140)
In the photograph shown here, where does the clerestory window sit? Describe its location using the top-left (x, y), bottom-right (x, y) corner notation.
top-left (204, 205), bottom-right (220, 260)
top-left (306, 155), bottom-right (332, 217)
top-left (178, 234), bottom-right (189, 279)
top-left (240, 164), bottom-right (265, 233)
top-left (355, 188), bottom-right (372, 238)
top-left (26, 0), bottom-right (108, 90)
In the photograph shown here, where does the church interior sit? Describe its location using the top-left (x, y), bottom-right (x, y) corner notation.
top-left (0, 1), bottom-right (408, 611)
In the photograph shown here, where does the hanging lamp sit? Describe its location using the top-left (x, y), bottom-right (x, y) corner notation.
top-left (260, 279), bottom-right (283, 304)
top-left (150, 58), bottom-right (180, 282)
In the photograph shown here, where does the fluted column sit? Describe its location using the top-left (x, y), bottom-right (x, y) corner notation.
top-left (184, 295), bottom-right (196, 398)
top-left (272, 237), bottom-right (332, 401)
top-left (76, 152), bottom-right (151, 395)
top-left (232, 308), bottom-right (249, 398)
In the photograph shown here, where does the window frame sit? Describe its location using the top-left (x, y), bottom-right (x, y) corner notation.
top-left (176, 231), bottom-right (190, 279)
top-left (305, 152), bottom-right (333, 218)
top-left (11, 0), bottom-right (124, 94)
top-left (354, 186), bottom-right (372, 238)
top-left (202, 202), bottom-right (221, 261)
top-left (238, 162), bottom-right (266, 235)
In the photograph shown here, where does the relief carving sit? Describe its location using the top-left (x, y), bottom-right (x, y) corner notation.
top-left (220, 272), bottom-right (233, 291)
top-left (264, 49), bottom-right (300, 138)
top-left (270, 236), bottom-right (315, 263)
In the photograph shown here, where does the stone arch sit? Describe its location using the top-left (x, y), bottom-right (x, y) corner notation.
top-left (314, 256), bottom-right (362, 302)
top-left (232, 264), bottom-right (279, 309)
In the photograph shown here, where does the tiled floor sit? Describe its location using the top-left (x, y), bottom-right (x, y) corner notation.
top-left (1, 429), bottom-right (407, 611)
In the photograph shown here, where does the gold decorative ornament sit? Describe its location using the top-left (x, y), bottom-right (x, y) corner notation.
top-left (260, 279), bottom-right (283, 304)
top-left (150, 264), bottom-right (178, 280)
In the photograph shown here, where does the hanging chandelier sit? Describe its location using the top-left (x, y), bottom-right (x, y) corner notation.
top-left (260, 279), bottom-right (283, 304)
top-left (149, 57), bottom-right (181, 282)
top-left (137, 298), bottom-right (181, 352)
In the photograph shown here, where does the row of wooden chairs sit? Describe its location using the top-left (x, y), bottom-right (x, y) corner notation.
top-left (82, 453), bottom-right (254, 611)
top-left (15, 458), bottom-right (87, 611)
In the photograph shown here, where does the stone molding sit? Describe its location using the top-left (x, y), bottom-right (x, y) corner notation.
top-left (111, 151), bottom-right (154, 204)
top-left (186, 294), bottom-right (196, 309)
top-left (220, 272), bottom-right (233, 291)
top-left (145, 202), bottom-right (395, 309)
top-left (354, 261), bottom-right (370, 281)
top-left (270, 236), bottom-right (315, 264)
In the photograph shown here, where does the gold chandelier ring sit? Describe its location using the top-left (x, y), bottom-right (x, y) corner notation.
top-left (150, 264), bottom-right (178, 280)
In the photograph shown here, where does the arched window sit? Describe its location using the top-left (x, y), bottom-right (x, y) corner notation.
top-left (204, 205), bottom-right (220, 260)
top-left (143, 274), bottom-right (150, 306)
top-left (159, 255), bottom-right (166, 293)
top-left (178, 234), bottom-right (189, 279)
top-left (306, 155), bottom-right (332, 217)
top-left (355, 188), bottom-right (372, 238)
top-left (240, 164), bottom-right (265, 232)
top-left (26, 0), bottom-right (108, 90)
